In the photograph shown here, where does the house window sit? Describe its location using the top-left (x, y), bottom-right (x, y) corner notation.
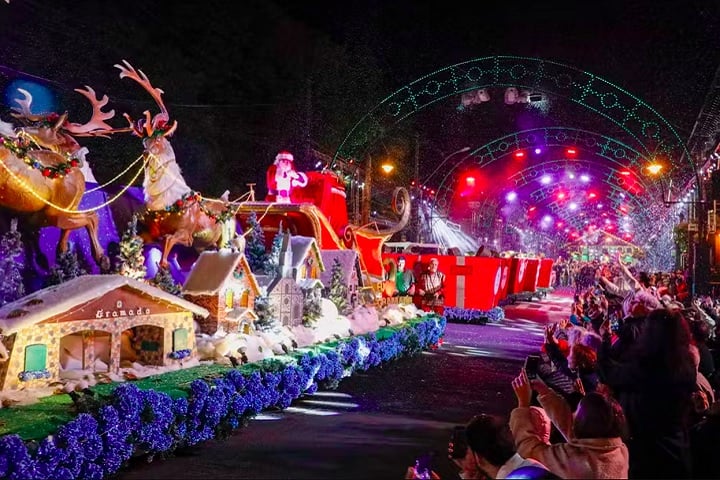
top-left (240, 289), bottom-right (249, 307)
top-left (225, 289), bottom-right (234, 309)
top-left (24, 344), bottom-right (47, 372)
top-left (173, 328), bottom-right (189, 352)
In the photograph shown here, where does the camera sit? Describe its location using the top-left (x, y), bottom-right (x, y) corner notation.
top-left (524, 355), bottom-right (541, 380)
top-left (449, 425), bottom-right (468, 459)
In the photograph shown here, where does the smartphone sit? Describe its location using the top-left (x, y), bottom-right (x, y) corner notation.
top-left (449, 425), bottom-right (467, 459)
top-left (524, 355), bottom-right (541, 380)
top-left (414, 452), bottom-right (434, 479)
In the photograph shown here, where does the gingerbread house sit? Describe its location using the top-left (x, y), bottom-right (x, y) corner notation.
top-left (182, 249), bottom-right (261, 335)
top-left (0, 275), bottom-right (209, 391)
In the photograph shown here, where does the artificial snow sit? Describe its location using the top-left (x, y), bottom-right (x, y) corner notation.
top-left (0, 298), bottom-right (427, 408)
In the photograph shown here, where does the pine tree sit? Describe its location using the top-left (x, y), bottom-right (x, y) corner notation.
top-left (0, 219), bottom-right (25, 306)
top-left (151, 265), bottom-right (182, 296)
top-left (253, 294), bottom-right (277, 331)
top-left (244, 211), bottom-right (268, 274)
top-left (267, 222), bottom-right (284, 277)
top-left (302, 286), bottom-right (323, 327)
top-left (46, 247), bottom-right (86, 287)
top-left (119, 215), bottom-right (147, 280)
top-left (328, 257), bottom-right (348, 314)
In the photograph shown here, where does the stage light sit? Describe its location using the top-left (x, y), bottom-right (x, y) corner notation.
top-left (540, 175), bottom-right (552, 184)
top-left (569, 202), bottom-right (578, 210)
top-left (588, 192), bottom-right (597, 199)
top-left (566, 147), bottom-right (577, 157)
top-left (514, 150), bottom-right (526, 159)
top-left (580, 174), bottom-right (590, 182)
top-left (504, 87), bottom-right (530, 105)
top-left (534, 148), bottom-right (542, 155)
top-left (506, 191), bottom-right (517, 202)
top-left (465, 176), bottom-right (475, 187)
top-left (619, 170), bottom-right (631, 176)
top-left (461, 89), bottom-right (491, 107)
top-left (557, 192), bottom-right (566, 200)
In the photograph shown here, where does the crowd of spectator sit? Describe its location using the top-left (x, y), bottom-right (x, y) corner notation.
top-left (408, 252), bottom-right (720, 479)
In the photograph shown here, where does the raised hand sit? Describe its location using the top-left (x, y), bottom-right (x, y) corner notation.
top-left (512, 368), bottom-right (533, 407)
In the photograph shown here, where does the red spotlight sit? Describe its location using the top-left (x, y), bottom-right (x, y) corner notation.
top-left (514, 150), bottom-right (525, 159)
top-left (619, 170), bottom-right (631, 176)
top-left (588, 192), bottom-right (597, 199)
top-left (566, 147), bottom-right (577, 157)
top-left (557, 192), bottom-right (566, 200)
top-left (465, 176), bottom-right (475, 187)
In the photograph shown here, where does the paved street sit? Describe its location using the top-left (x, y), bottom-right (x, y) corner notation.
top-left (118, 291), bottom-right (572, 480)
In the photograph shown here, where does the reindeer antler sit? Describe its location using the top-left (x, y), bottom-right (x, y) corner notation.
top-left (64, 86), bottom-right (119, 136)
top-left (11, 89), bottom-right (47, 122)
top-left (12, 87), bottom-right (129, 137)
top-left (115, 59), bottom-right (178, 138)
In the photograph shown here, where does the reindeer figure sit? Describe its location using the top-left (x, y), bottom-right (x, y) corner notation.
top-left (0, 87), bottom-right (120, 266)
top-left (115, 60), bottom-right (236, 267)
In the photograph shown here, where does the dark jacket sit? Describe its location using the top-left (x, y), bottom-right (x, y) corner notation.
top-left (598, 334), bottom-right (696, 479)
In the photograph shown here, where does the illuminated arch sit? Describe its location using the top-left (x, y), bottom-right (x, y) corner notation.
top-left (334, 56), bottom-right (693, 188)
top-left (428, 131), bottom-right (668, 243)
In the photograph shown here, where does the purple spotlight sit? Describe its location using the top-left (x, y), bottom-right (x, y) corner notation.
top-left (534, 147), bottom-right (542, 155)
top-left (506, 191), bottom-right (518, 202)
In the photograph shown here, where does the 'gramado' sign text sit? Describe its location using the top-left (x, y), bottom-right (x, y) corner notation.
top-left (96, 300), bottom-right (151, 319)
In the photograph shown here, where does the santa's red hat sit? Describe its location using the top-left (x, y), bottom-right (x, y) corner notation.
top-left (275, 151), bottom-right (294, 164)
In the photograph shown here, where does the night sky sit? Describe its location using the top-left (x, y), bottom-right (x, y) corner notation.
top-left (2, 0), bottom-right (720, 245)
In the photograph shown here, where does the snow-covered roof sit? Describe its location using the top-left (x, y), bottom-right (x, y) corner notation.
top-left (289, 236), bottom-right (325, 272)
top-left (0, 275), bottom-right (209, 335)
top-left (182, 249), bottom-right (257, 295)
top-left (297, 278), bottom-right (324, 290)
top-left (319, 250), bottom-right (359, 286)
top-left (253, 274), bottom-right (275, 292)
top-left (226, 307), bottom-right (258, 322)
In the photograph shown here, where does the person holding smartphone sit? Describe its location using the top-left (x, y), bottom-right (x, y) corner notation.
top-left (509, 368), bottom-right (629, 479)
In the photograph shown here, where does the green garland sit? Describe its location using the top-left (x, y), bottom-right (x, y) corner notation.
top-left (1, 134), bottom-right (80, 179)
top-left (143, 190), bottom-right (235, 223)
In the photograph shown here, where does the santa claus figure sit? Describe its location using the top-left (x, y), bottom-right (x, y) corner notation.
top-left (265, 151), bottom-right (308, 204)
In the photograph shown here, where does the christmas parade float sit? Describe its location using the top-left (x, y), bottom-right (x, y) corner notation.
top-left (0, 61), bottom-right (445, 479)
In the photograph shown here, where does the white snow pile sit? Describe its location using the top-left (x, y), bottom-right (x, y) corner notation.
top-left (195, 299), bottom-right (421, 362)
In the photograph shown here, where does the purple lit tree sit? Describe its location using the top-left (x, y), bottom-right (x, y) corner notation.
top-left (0, 218), bottom-right (25, 306)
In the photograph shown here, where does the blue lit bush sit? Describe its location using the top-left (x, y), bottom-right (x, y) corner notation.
top-left (0, 315), bottom-right (446, 479)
